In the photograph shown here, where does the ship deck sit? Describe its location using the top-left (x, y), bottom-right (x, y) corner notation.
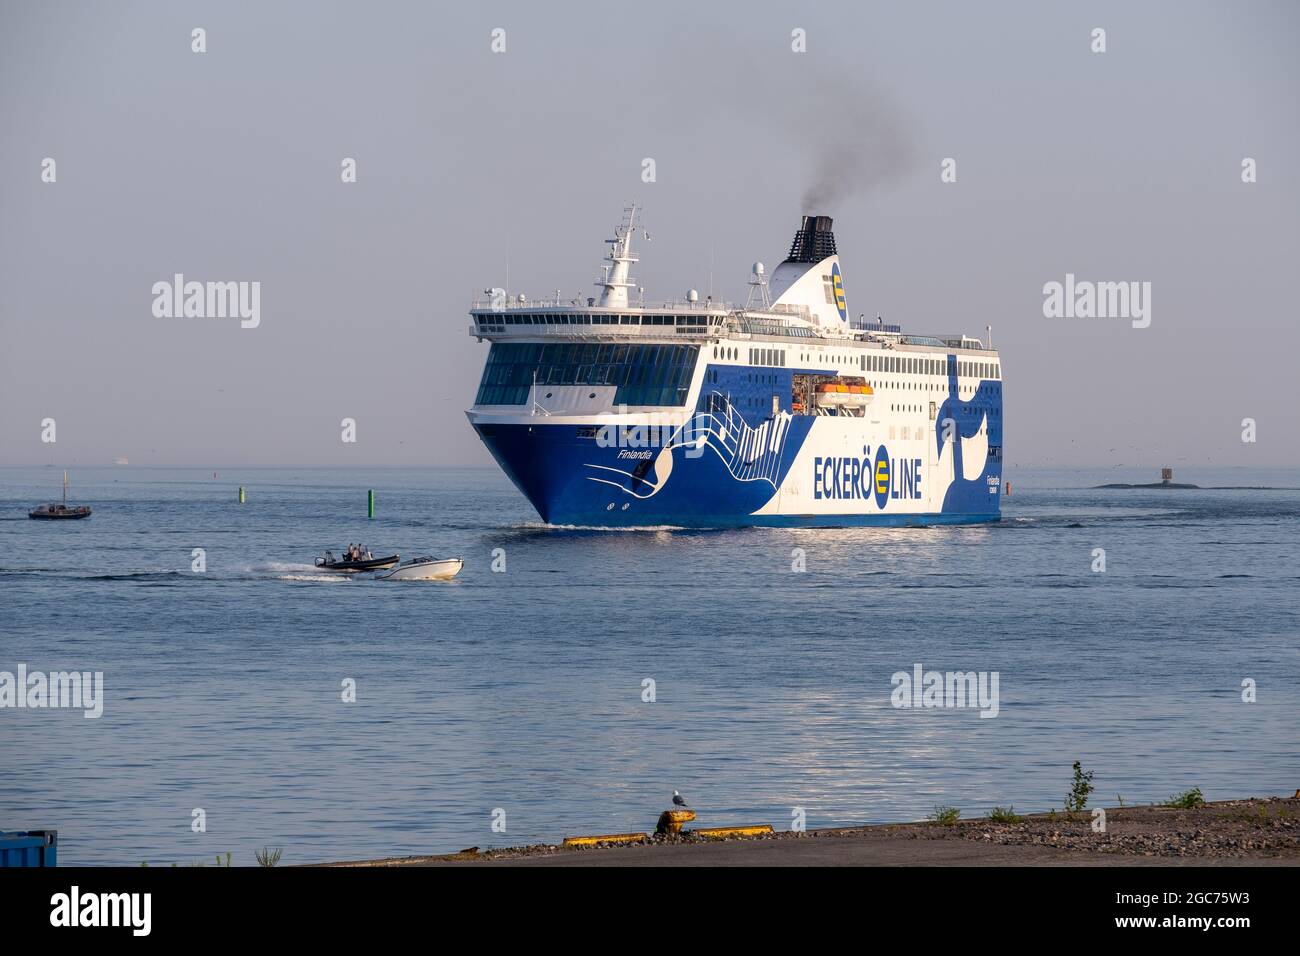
top-left (470, 303), bottom-right (998, 356)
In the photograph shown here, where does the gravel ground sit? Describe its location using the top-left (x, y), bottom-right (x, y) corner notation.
top-left (324, 796), bottom-right (1300, 866)
top-left (912, 796), bottom-right (1300, 858)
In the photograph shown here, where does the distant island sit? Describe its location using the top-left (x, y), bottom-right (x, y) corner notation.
top-left (1096, 482), bottom-right (1290, 490)
top-left (1095, 480), bottom-right (1199, 489)
top-left (1093, 467), bottom-right (1292, 491)
top-left (1095, 467), bottom-right (1196, 490)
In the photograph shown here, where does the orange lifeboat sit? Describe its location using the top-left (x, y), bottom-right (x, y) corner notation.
top-left (813, 379), bottom-right (874, 409)
top-left (814, 382), bottom-right (873, 395)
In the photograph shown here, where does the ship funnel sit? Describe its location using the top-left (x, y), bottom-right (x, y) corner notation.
top-left (784, 215), bottom-right (837, 264)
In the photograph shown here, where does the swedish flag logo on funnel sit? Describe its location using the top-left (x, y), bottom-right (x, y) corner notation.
top-left (831, 262), bottom-right (847, 321)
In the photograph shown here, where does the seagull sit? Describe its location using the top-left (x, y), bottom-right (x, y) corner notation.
top-left (672, 790), bottom-right (688, 808)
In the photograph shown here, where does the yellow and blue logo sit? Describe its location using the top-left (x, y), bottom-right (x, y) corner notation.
top-left (831, 262), bottom-right (847, 321)
top-left (873, 445), bottom-right (891, 509)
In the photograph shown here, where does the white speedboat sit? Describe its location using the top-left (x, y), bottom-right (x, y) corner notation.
top-left (375, 556), bottom-right (463, 581)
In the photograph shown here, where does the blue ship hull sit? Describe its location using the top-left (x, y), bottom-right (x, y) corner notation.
top-left (472, 417), bottom-right (1002, 529)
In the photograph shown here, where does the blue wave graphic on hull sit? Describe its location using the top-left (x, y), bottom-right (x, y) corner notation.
top-left (582, 392), bottom-right (797, 500)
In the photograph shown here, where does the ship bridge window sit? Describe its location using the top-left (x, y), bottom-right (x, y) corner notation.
top-left (475, 342), bottom-right (699, 407)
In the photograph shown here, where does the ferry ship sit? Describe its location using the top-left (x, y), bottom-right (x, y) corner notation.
top-left (466, 208), bottom-right (1003, 527)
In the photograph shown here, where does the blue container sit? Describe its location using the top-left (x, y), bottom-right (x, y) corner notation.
top-left (0, 830), bottom-right (58, 867)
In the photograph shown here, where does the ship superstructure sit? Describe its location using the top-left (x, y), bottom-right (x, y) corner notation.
top-left (465, 207), bottom-right (1003, 527)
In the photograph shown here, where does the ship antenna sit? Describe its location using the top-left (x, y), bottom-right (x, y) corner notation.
top-left (595, 203), bottom-right (639, 308)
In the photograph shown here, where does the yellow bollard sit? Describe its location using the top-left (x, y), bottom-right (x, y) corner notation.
top-left (655, 809), bottom-right (696, 835)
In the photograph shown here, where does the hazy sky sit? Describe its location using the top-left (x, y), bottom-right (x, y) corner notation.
top-left (2, 0), bottom-right (1296, 469)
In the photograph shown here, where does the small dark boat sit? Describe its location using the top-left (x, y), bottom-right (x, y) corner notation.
top-left (314, 549), bottom-right (399, 572)
top-left (29, 471), bottom-right (92, 520)
top-left (29, 503), bottom-right (92, 520)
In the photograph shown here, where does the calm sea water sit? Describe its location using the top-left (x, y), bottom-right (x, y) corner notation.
top-left (1, 465), bottom-right (1297, 865)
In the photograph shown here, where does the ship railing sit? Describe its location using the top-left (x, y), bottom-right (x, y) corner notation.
top-left (766, 303), bottom-right (814, 320)
top-left (469, 295), bottom-right (733, 312)
top-left (937, 336), bottom-right (993, 351)
top-left (467, 323), bottom-right (718, 340)
top-left (726, 316), bottom-right (819, 340)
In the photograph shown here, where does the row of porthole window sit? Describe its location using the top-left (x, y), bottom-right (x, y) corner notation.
top-left (714, 343), bottom-right (1002, 382)
top-left (871, 380), bottom-right (1002, 394)
top-left (889, 403), bottom-right (1001, 420)
top-left (791, 350), bottom-right (1002, 379)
